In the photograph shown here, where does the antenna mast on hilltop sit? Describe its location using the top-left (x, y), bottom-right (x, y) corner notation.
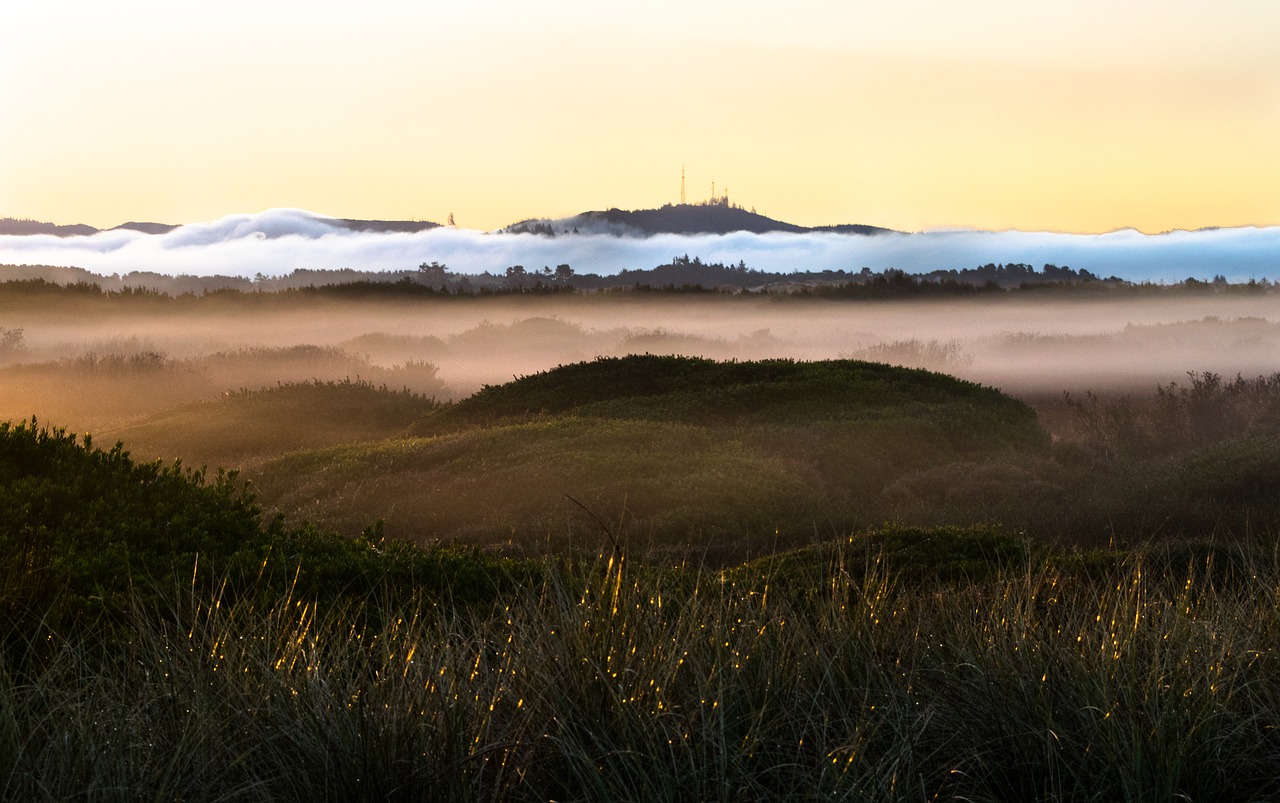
top-left (680, 165), bottom-right (686, 205)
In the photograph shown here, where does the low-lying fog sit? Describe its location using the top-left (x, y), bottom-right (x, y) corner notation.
top-left (3, 291), bottom-right (1279, 436)
top-left (3, 208), bottom-right (1279, 282)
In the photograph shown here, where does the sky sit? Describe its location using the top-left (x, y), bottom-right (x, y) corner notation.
top-left (2, 1), bottom-right (1278, 234)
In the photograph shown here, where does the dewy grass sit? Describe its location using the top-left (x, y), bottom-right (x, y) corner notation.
top-left (5, 544), bottom-right (1280, 801)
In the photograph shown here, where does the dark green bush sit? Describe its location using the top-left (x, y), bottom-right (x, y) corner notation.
top-left (0, 419), bottom-right (266, 627)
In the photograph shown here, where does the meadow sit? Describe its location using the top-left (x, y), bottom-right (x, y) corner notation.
top-left (3, 279), bottom-right (1280, 799)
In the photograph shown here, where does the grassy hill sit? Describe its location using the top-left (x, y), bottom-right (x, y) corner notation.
top-left (413, 354), bottom-right (1039, 439)
top-left (245, 356), bottom-right (1048, 558)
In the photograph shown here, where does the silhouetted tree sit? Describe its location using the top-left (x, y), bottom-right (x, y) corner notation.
top-left (504, 265), bottom-right (528, 289)
top-left (418, 261), bottom-right (449, 287)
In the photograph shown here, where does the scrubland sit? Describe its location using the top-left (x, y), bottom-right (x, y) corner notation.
top-left (4, 281), bottom-right (1280, 799)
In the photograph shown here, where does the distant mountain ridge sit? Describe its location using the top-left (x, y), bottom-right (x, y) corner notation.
top-left (331, 219), bottom-right (441, 234)
top-left (0, 219), bottom-right (102, 237)
top-left (116, 222), bottom-right (180, 235)
top-left (0, 215), bottom-right (440, 238)
top-left (3, 205), bottom-right (889, 239)
top-left (503, 203), bottom-right (896, 237)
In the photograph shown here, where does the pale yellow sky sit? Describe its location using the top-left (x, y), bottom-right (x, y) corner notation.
top-left (2, 1), bottom-right (1277, 232)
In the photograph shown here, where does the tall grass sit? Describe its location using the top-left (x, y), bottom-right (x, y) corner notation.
top-left (4, 543), bottom-right (1279, 801)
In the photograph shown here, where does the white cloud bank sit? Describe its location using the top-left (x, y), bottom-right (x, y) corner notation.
top-left (1, 209), bottom-right (1277, 282)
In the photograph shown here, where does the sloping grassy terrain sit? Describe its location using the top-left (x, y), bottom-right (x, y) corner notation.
top-left (250, 356), bottom-right (1049, 557)
top-left (110, 379), bottom-right (439, 468)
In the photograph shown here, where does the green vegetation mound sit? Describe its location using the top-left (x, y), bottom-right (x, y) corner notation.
top-left (415, 354), bottom-right (1043, 447)
top-left (256, 356), bottom-right (1048, 555)
top-left (0, 420), bottom-right (264, 622)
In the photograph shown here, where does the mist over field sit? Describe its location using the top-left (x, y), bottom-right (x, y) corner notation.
top-left (4, 291), bottom-right (1279, 432)
top-left (2, 208), bottom-right (1279, 282)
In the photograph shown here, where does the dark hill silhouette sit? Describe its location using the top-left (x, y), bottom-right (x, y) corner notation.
top-left (332, 218), bottom-right (441, 234)
top-left (112, 222), bottom-right (179, 235)
top-left (580, 204), bottom-right (809, 235)
top-left (0, 215), bottom-right (440, 238)
top-left (811, 223), bottom-right (898, 235)
top-left (0, 218), bottom-right (98, 237)
top-left (570, 204), bottom-right (896, 236)
top-left (0, 218), bottom-right (179, 237)
top-left (506, 204), bottom-right (899, 237)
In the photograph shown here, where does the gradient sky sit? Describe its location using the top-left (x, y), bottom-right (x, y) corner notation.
top-left (3, 1), bottom-right (1278, 233)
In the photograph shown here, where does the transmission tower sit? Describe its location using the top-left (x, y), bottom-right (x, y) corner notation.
top-left (680, 165), bottom-right (686, 205)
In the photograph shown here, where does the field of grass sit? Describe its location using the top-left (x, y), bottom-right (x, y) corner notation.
top-left (5, 341), bottom-right (1280, 799)
top-left (5, 496), bottom-right (1280, 800)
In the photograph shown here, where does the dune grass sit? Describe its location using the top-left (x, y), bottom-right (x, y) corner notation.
top-left (4, 539), bottom-right (1280, 802)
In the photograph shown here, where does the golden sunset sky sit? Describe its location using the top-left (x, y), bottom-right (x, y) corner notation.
top-left (3, 0), bottom-right (1277, 233)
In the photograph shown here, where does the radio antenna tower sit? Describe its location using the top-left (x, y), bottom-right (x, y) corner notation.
top-left (680, 165), bottom-right (686, 205)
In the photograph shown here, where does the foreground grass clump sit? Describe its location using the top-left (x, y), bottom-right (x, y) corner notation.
top-left (5, 539), bottom-right (1280, 801)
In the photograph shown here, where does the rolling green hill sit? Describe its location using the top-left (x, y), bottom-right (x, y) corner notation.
top-left (246, 356), bottom-right (1049, 558)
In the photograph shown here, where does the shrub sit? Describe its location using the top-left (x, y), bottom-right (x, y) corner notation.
top-left (0, 419), bottom-right (265, 629)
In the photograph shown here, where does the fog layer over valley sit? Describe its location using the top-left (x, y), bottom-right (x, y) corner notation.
top-left (3, 291), bottom-right (1278, 415)
top-left (1, 285), bottom-right (1277, 556)
top-left (3, 208), bottom-right (1279, 282)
